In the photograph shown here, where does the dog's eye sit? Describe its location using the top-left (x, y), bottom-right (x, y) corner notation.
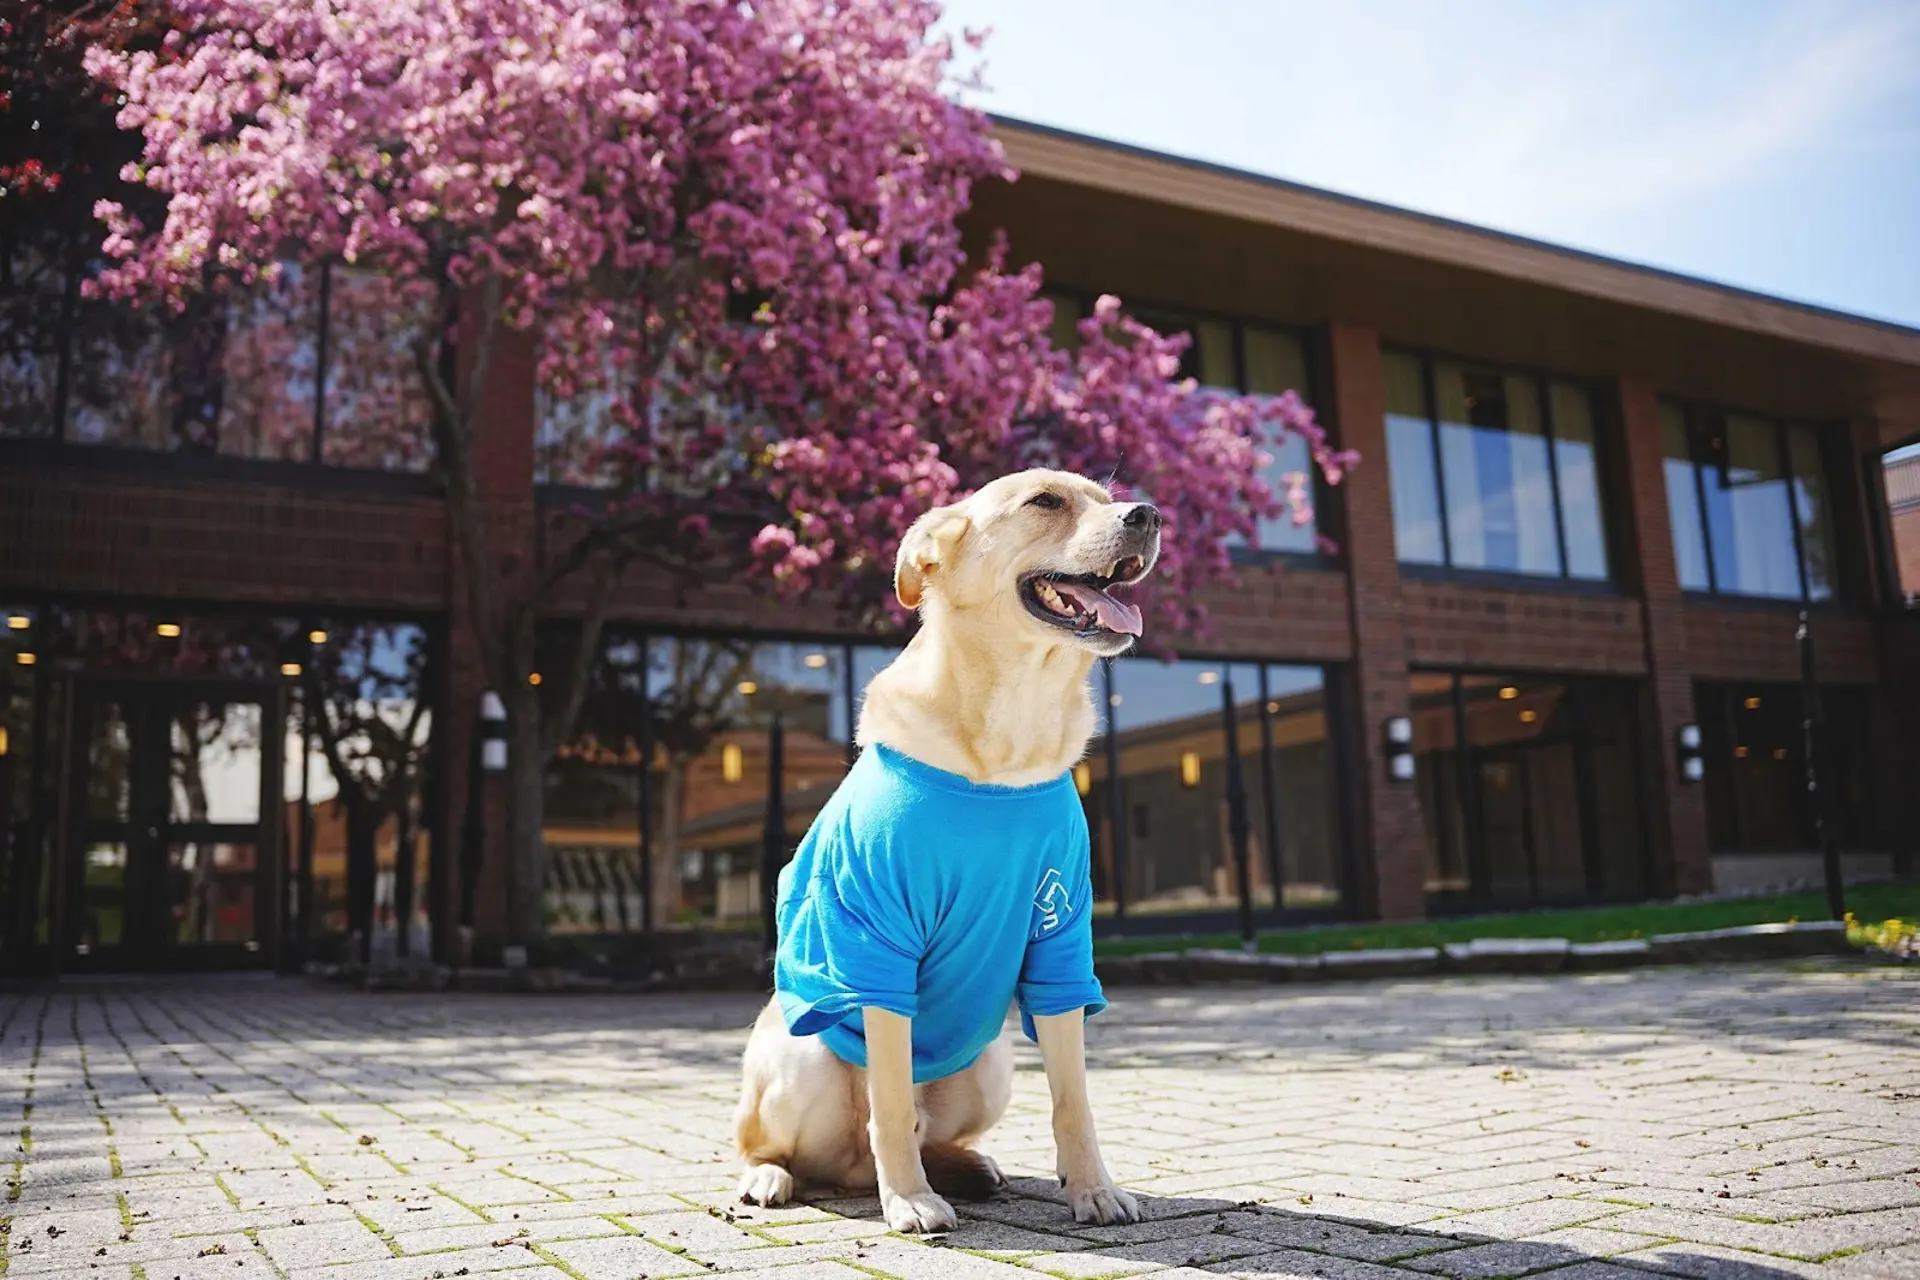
top-left (1027, 492), bottom-right (1065, 511)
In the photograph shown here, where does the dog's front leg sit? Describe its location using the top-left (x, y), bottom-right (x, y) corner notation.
top-left (1034, 1010), bottom-right (1140, 1225)
top-left (862, 1007), bottom-right (956, 1233)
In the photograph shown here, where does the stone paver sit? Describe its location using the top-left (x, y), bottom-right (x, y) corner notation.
top-left (3, 961), bottom-right (1915, 1279)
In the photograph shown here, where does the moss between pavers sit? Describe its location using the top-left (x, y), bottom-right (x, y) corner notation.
top-left (1092, 881), bottom-right (1920, 958)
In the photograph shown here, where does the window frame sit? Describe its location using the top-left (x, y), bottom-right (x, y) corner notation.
top-left (1384, 346), bottom-right (1618, 590)
top-left (1042, 286), bottom-right (1332, 566)
top-left (1663, 398), bottom-right (1845, 607)
top-left (3, 259), bottom-right (439, 481)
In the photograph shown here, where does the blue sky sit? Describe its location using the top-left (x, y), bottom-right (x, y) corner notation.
top-left (937, 0), bottom-right (1920, 336)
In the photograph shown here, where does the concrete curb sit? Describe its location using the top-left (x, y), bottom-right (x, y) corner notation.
top-left (1096, 920), bottom-right (1858, 988)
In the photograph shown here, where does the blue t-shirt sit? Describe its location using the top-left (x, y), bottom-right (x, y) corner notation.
top-left (774, 743), bottom-right (1107, 1084)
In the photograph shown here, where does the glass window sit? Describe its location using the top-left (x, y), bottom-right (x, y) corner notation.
top-left (1242, 327), bottom-right (1316, 555)
top-left (1705, 412), bottom-right (1801, 599)
top-left (1411, 670), bottom-right (1645, 906)
top-left (1046, 291), bottom-right (1085, 354)
top-left (1435, 363), bottom-right (1560, 576)
top-left (1787, 425), bottom-right (1837, 602)
top-left (1105, 659), bottom-right (1236, 916)
top-left (1385, 351), bottom-right (1446, 565)
top-left (1257, 664), bottom-right (1341, 909)
top-left (617, 637), bottom-right (854, 932)
top-left (1550, 383), bottom-right (1610, 581)
top-left (1386, 351), bottom-right (1610, 582)
top-left (1661, 404), bottom-right (1711, 591)
top-left (1663, 403), bottom-right (1838, 603)
top-left (1699, 682), bottom-right (1884, 855)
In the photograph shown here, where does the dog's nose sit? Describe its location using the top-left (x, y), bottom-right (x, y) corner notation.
top-left (1122, 503), bottom-right (1161, 532)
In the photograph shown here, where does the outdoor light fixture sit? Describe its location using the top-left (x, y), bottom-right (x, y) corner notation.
top-left (1384, 715), bottom-right (1414, 781)
top-left (1073, 762), bottom-right (1092, 796)
top-left (5, 615), bottom-right (27, 631)
top-left (1499, 686), bottom-right (1518, 700)
top-left (1519, 709), bottom-right (1538, 724)
top-left (1744, 696), bottom-right (1762, 710)
top-left (279, 662), bottom-right (302, 678)
top-left (1677, 724), bottom-right (1703, 781)
top-left (308, 629), bottom-right (328, 645)
top-left (737, 680), bottom-right (758, 696)
top-left (528, 672), bottom-right (543, 686)
top-left (1179, 751), bottom-right (1201, 788)
top-left (1734, 745), bottom-right (1749, 759)
top-left (14, 653), bottom-right (35, 667)
top-left (1197, 671), bottom-right (1219, 685)
top-left (721, 742), bottom-right (744, 783)
top-left (156, 622), bottom-right (182, 638)
top-left (803, 653), bottom-right (828, 669)
top-left (480, 692), bottom-right (507, 772)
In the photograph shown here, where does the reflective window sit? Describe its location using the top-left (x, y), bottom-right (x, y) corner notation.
top-left (1094, 658), bottom-right (1343, 918)
top-left (1386, 350), bottom-right (1611, 581)
top-left (1697, 682), bottom-right (1884, 854)
top-left (1385, 351), bottom-right (1446, 565)
top-left (1410, 671), bottom-right (1647, 906)
top-left (12, 259), bottom-right (433, 472)
top-left (1661, 402), bottom-right (1839, 603)
top-left (1073, 302), bottom-right (1320, 554)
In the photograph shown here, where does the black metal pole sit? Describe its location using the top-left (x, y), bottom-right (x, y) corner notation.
top-left (761, 712), bottom-right (786, 955)
top-left (1220, 676), bottom-right (1255, 947)
top-left (1797, 612), bottom-right (1846, 921)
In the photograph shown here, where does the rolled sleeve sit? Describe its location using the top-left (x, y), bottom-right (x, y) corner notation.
top-left (1014, 872), bottom-right (1106, 1040)
top-left (774, 888), bottom-right (919, 1037)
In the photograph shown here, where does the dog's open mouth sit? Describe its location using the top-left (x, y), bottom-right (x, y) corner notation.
top-left (1020, 556), bottom-right (1150, 637)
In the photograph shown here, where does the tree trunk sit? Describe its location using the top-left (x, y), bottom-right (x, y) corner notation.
top-left (344, 800), bottom-right (378, 964)
top-left (392, 794), bottom-right (415, 958)
top-left (504, 693), bottom-right (548, 945)
top-left (649, 755), bottom-right (688, 931)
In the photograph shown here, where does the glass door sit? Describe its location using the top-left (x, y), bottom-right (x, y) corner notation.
top-left (64, 679), bottom-right (282, 970)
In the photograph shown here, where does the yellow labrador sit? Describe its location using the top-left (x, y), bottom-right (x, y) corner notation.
top-left (733, 468), bottom-right (1157, 1232)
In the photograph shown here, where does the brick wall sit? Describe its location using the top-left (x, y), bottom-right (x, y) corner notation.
top-left (1400, 581), bottom-right (1645, 674)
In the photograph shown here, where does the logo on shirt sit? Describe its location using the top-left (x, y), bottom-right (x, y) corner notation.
top-left (1032, 867), bottom-right (1071, 938)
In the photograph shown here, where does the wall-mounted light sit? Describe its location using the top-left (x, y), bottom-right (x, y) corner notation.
top-left (15, 653), bottom-right (36, 667)
top-left (1676, 724), bottom-right (1703, 782)
top-left (1178, 751), bottom-right (1201, 788)
top-left (308, 629), bottom-right (328, 645)
top-left (156, 622), bottom-right (182, 638)
top-left (1734, 745), bottom-right (1749, 759)
top-left (1073, 762), bottom-right (1092, 796)
top-left (1266, 700), bottom-right (1279, 714)
top-left (721, 742), bottom-right (744, 783)
top-left (1498, 686), bottom-right (1518, 700)
top-left (279, 662), bottom-right (302, 678)
top-left (1384, 716), bottom-right (1414, 781)
top-left (803, 653), bottom-right (828, 669)
top-left (528, 672), bottom-right (543, 687)
top-left (1197, 671), bottom-right (1219, 685)
top-left (5, 615), bottom-right (27, 631)
top-left (480, 692), bottom-right (507, 772)
top-left (0, 725), bottom-right (9, 756)
top-left (1518, 709), bottom-right (1538, 724)
top-left (1744, 695), bottom-right (1761, 710)
top-left (1772, 747), bottom-right (1788, 761)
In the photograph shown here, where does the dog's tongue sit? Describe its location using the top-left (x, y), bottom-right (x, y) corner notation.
top-left (1054, 583), bottom-right (1144, 636)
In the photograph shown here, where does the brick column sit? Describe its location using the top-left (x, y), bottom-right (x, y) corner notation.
top-left (1613, 375), bottom-right (1711, 895)
top-left (1322, 322), bottom-right (1427, 920)
top-left (443, 327), bottom-right (538, 958)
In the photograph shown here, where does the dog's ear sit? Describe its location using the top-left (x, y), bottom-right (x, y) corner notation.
top-left (895, 504), bottom-right (971, 610)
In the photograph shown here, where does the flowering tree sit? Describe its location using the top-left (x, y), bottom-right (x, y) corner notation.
top-left (87, 0), bottom-right (1352, 946)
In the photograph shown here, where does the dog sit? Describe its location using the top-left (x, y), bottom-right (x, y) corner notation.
top-left (733, 468), bottom-right (1159, 1233)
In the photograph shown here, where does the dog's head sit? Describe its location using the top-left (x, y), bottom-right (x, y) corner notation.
top-left (894, 469), bottom-right (1161, 658)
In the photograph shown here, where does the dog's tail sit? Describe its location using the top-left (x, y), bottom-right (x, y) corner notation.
top-left (921, 1143), bottom-right (1002, 1202)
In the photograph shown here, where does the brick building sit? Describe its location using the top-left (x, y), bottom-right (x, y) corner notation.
top-left (3, 120), bottom-right (1916, 973)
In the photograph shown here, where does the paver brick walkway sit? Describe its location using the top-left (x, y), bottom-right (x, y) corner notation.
top-left (3, 961), bottom-right (1916, 1280)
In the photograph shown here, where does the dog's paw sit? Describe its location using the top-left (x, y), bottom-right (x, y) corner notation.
top-left (982, 1154), bottom-right (1008, 1189)
top-left (737, 1163), bottom-right (795, 1207)
top-left (882, 1185), bottom-right (957, 1233)
top-left (1067, 1181), bottom-right (1140, 1226)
